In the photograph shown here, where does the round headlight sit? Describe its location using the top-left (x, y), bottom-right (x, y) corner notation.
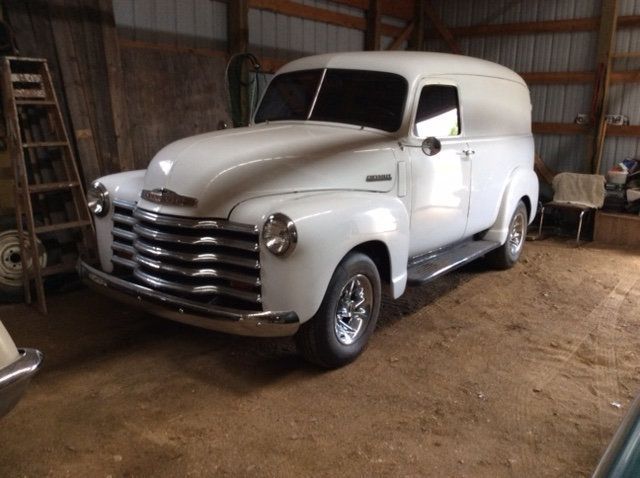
top-left (87, 181), bottom-right (110, 217)
top-left (262, 213), bottom-right (297, 257)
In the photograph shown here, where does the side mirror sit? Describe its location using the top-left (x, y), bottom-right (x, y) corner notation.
top-left (421, 137), bottom-right (441, 156)
top-left (422, 136), bottom-right (442, 156)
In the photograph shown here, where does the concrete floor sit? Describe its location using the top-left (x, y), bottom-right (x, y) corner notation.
top-left (0, 240), bottom-right (639, 477)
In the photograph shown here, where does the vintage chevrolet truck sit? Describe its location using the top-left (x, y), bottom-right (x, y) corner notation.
top-left (79, 52), bottom-right (538, 368)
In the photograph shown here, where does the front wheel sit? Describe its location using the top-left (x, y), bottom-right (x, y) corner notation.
top-left (487, 200), bottom-right (528, 270)
top-left (295, 252), bottom-right (381, 369)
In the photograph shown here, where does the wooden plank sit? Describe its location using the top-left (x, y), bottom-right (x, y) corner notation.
top-left (365, 0), bottom-right (381, 51)
top-left (387, 21), bottom-right (414, 50)
top-left (521, 70), bottom-right (640, 84)
top-left (22, 141), bottom-right (68, 148)
top-left (13, 88), bottom-right (45, 98)
top-left (428, 15), bottom-right (640, 39)
top-left (591, 0), bottom-right (618, 175)
top-left (49, 0), bottom-right (102, 184)
top-left (520, 71), bottom-right (596, 84)
top-left (329, 0), bottom-right (413, 21)
top-left (228, 0), bottom-right (249, 54)
top-left (594, 211), bottom-right (640, 247)
top-left (532, 122), bottom-right (590, 135)
top-left (11, 73), bottom-right (42, 83)
top-left (534, 155), bottom-right (556, 184)
top-left (34, 219), bottom-right (91, 234)
top-left (118, 38), bottom-right (227, 59)
top-left (424, 0), bottom-right (461, 54)
top-left (28, 181), bottom-right (79, 193)
top-left (607, 124), bottom-right (640, 137)
top-left (99, 0), bottom-right (134, 172)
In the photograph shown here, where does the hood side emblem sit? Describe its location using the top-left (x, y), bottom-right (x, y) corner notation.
top-left (366, 174), bottom-right (392, 182)
top-left (141, 188), bottom-right (198, 207)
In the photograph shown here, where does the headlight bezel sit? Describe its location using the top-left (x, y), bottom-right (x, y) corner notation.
top-left (87, 181), bottom-right (110, 217)
top-left (262, 213), bottom-right (297, 257)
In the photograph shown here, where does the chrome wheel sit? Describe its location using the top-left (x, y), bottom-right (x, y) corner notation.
top-left (334, 274), bottom-right (373, 345)
top-left (508, 211), bottom-right (526, 257)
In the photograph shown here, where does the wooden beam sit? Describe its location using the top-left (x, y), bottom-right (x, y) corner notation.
top-left (365, 0), bottom-right (381, 50)
top-left (249, 0), bottom-right (402, 37)
top-left (520, 71), bottom-right (595, 84)
top-left (611, 70), bottom-right (640, 83)
top-left (424, 0), bottom-right (461, 54)
top-left (327, 0), bottom-right (413, 21)
top-left (534, 155), bottom-right (556, 184)
top-left (591, 0), bottom-right (618, 174)
top-left (228, 0), bottom-right (249, 54)
top-left (427, 15), bottom-right (640, 39)
top-left (119, 38), bottom-right (227, 59)
top-left (532, 122), bottom-right (590, 135)
top-left (607, 124), bottom-right (640, 137)
top-left (387, 21), bottom-right (414, 50)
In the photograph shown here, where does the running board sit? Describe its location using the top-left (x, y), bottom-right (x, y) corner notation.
top-left (407, 240), bottom-right (501, 285)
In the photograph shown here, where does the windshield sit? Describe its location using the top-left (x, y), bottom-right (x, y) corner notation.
top-left (254, 68), bottom-right (408, 132)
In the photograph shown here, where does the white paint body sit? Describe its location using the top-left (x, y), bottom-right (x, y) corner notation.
top-left (91, 52), bottom-right (538, 326)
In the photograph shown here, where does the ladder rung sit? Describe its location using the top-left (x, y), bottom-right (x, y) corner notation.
top-left (28, 181), bottom-right (80, 193)
top-left (16, 100), bottom-right (56, 106)
top-left (22, 141), bottom-right (68, 148)
top-left (41, 262), bottom-right (77, 277)
top-left (12, 73), bottom-right (42, 83)
top-left (14, 88), bottom-right (46, 99)
top-left (35, 220), bottom-right (92, 234)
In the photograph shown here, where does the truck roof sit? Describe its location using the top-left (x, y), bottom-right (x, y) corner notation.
top-left (278, 51), bottom-right (526, 86)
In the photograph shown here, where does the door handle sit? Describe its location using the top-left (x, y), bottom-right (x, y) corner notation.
top-left (462, 149), bottom-right (475, 157)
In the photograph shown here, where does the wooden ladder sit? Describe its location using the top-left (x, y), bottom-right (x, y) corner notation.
top-left (1, 56), bottom-right (95, 314)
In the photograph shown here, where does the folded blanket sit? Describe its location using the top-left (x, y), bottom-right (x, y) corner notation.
top-left (552, 172), bottom-right (606, 208)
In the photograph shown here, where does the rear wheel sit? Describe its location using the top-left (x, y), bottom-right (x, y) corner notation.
top-left (487, 200), bottom-right (527, 270)
top-left (295, 252), bottom-right (381, 369)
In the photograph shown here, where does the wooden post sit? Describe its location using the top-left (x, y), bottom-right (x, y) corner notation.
top-left (228, 0), bottom-right (249, 55)
top-left (590, 0), bottom-right (618, 174)
top-left (408, 0), bottom-right (425, 51)
top-left (365, 0), bottom-right (382, 51)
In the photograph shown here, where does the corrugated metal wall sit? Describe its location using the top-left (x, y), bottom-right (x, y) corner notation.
top-left (113, 0), bottom-right (228, 46)
top-left (427, 0), bottom-right (640, 174)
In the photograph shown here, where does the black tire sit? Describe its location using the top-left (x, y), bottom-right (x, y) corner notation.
top-left (295, 252), bottom-right (381, 369)
top-left (487, 200), bottom-right (528, 270)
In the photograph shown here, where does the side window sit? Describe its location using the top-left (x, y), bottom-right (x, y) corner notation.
top-left (414, 85), bottom-right (460, 138)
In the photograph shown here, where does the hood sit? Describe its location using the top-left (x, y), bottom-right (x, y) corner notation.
top-left (138, 123), bottom-right (399, 218)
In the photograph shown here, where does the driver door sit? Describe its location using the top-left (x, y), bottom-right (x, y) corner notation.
top-left (406, 80), bottom-right (471, 257)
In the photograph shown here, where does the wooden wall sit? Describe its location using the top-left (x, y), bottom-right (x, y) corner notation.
top-left (3, 0), bottom-right (230, 186)
top-left (119, 45), bottom-right (230, 170)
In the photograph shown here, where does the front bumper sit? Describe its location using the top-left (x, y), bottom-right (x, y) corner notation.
top-left (78, 261), bottom-right (300, 337)
top-left (0, 348), bottom-right (44, 418)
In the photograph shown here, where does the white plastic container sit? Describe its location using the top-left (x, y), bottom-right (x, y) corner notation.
top-left (608, 170), bottom-right (628, 185)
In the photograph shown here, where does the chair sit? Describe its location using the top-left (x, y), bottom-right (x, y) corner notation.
top-left (537, 172), bottom-right (606, 245)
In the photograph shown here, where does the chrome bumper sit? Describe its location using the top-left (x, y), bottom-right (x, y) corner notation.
top-left (78, 261), bottom-right (300, 337)
top-left (0, 348), bottom-right (44, 418)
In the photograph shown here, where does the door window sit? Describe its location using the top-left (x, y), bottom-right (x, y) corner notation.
top-left (414, 85), bottom-right (460, 138)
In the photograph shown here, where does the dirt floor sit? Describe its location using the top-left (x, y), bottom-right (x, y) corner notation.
top-left (0, 239), bottom-right (639, 477)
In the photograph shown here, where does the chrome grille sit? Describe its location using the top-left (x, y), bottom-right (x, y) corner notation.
top-left (110, 200), bottom-right (262, 310)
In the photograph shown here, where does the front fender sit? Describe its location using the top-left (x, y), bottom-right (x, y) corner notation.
top-left (484, 167), bottom-right (539, 244)
top-left (230, 192), bottom-right (410, 323)
top-left (93, 170), bottom-right (146, 272)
